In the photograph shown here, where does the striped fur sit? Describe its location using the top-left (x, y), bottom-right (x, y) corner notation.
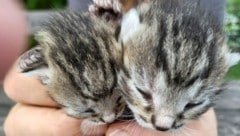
top-left (19, 11), bottom-right (125, 123)
top-left (118, 0), bottom-right (230, 131)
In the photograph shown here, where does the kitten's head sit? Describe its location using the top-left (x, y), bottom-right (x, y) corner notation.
top-left (52, 82), bottom-right (125, 124)
top-left (118, 1), bottom-right (230, 131)
top-left (34, 11), bottom-right (125, 123)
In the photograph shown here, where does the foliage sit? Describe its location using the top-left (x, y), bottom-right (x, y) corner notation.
top-left (23, 0), bottom-right (67, 10)
top-left (225, 64), bottom-right (240, 80)
top-left (225, 0), bottom-right (240, 49)
top-left (224, 0), bottom-right (240, 80)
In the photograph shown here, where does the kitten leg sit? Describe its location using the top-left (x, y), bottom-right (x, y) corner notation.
top-left (89, 4), bottom-right (98, 13)
top-left (18, 46), bottom-right (45, 72)
top-left (18, 47), bottom-right (51, 85)
top-left (89, 0), bottom-right (122, 23)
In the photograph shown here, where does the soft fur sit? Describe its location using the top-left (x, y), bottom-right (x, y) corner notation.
top-left (18, 11), bottom-right (125, 123)
top-left (117, 0), bottom-right (230, 131)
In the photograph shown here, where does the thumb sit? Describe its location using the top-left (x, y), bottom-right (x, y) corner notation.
top-left (106, 108), bottom-right (217, 136)
top-left (106, 121), bottom-right (169, 136)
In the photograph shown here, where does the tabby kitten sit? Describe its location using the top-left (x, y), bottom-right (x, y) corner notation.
top-left (117, 0), bottom-right (231, 131)
top-left (18, 11), bottom-right (125, 124)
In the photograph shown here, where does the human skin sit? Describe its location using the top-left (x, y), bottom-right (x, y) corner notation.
top-left (0, 0), bottom-right (27, 82)
top-left (3, 63), bottom-right (218, 136)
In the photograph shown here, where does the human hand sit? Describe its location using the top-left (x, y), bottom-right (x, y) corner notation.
top-left (4, 62), bottom-right (218, 136)
top-left (106, 108), bottom-right (218, 136)
top-left (3, 62), bottom-right (107, 136)
top-left (0, 0), bottom-right (27, 82)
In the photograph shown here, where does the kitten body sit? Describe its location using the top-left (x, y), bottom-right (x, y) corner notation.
top-left (117, 0), bottom-right (231, 131)
top-left (18, 11), bottom-right (125, 124)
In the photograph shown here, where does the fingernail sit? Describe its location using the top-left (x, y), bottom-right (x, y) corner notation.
top-left (109, 129), bottom-right (129, 136)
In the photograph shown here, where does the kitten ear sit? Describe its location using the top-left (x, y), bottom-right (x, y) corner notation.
top-left (119, 8), bottom-right (141, 43)
top-left (228, 52), bottom-right (240, 67)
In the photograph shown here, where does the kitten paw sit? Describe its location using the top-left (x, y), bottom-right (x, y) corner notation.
top-left (89, 0), bottom-right (122, 23)
top-left (92, 0), bottom-right (122, 13)
top-left (18, 47), bottom-right (44, 72)
top-left (89, 4), bottom-right (98, 13)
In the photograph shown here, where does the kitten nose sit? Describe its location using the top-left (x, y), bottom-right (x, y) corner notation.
top-left (102, 113), bottom-right (115, 123)
top-left (151, 115), bottom-right (174, 131)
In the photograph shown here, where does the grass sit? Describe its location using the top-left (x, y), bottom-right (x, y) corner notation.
top-left (225, 63), bottom-right (240, 80)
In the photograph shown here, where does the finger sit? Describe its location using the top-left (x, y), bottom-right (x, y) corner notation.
top-left (106, 121), bottom-right (167, 136)
top-left (0, 0), bottom-right (27, 81)
top-left (4, 103), bottom-right (82, 136)
top-left (3, 62), bottom-right (57, 107)
top-left (106, 108), bottom-right (217, 136)
top-left (182, 108), bottom-right (218, 136)
top-left (80, 120), bottom-right (108, 136)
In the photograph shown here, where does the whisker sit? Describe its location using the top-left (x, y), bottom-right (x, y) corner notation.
top-left (128, 122), bottom-right (138, 135)
top-left (182, 126), bottom-right (199, 136)
top-left (198, 117), bottom-right (207, 125)
top-left (124, 120), bottom-right (135, 134)
top-left (174, 129), bottom-right (182, 136)
top-left (169, 131), bottom-right (174, 136)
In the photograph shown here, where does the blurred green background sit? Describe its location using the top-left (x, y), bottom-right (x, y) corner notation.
top-left (225, 0), bottom-right (240, 50)
top-left (23, 0), bottom-right (67, 10)
top-left (23, 0), bottom-right (240, 80)
top-left (225, 0), bottom-right (240, 80)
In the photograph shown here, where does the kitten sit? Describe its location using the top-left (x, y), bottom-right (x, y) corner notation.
top-left (117, 0), bottom-right (231, 131)
top-left (18, 11), bottom-right (125, 124)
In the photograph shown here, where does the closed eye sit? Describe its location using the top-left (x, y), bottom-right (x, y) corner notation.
top-left (84, 108), bottom-right (95, 113)
top-left (136, 87), bottom-right (152, 100)
top-left (184, 101), bottom-right (204, 111)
